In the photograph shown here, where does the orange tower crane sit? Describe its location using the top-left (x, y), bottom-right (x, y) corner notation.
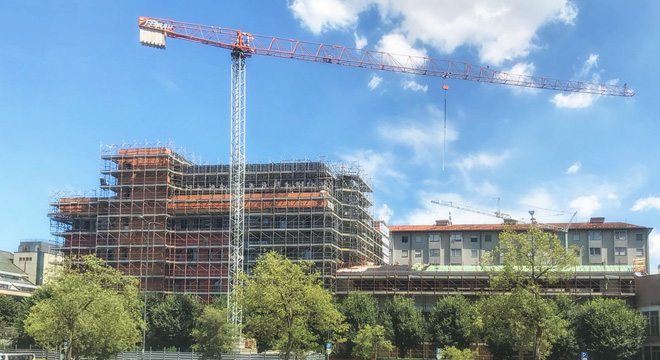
top-left (137, 16), bottom-right (634, 327)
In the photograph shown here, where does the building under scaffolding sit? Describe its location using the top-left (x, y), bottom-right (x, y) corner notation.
top-left (336, 264), bottom-right (637, 310)
top-left (49, 143), bottom-right (383, 299)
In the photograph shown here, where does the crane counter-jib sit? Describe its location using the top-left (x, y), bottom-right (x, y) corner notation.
top-left (138, 16), bottom-right (634, 97)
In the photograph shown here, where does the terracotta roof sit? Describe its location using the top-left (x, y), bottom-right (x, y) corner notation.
top-left (388, 222), bottom-right (650, 232)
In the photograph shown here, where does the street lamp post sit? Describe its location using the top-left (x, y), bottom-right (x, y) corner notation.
top-left (139, 215), bottom-right (163, 356)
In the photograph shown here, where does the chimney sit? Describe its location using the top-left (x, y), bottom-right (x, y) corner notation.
top-left (589, 217), bottom-right (605, 224)
top-left (435, 220), bottom-right (451, 226)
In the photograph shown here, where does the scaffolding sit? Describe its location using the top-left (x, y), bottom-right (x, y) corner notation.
top-left (49, 143), bottom-right (383, 300)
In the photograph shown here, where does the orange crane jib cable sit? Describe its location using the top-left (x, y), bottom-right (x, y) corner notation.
top-left (138, 16), bottom-right (634, 97)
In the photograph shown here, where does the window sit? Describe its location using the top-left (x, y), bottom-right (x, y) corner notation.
top-left (415, 250), bottom-right (422, 258)
top-left (589, 247), bottom-right (601, 256)
top-left (643, 311), bottom-right (660, 336)
top-left (429, 234), bottom-right (441, 242)
top-left (588, 231), bottom-right (602, 241)
top-left (637, 233), bottom-right (644, 241)
top-left (471, 249), bottom-right (478, 258)
top-left (572, 234), bottom-right (580, 242)
top-left (401, 236), bottom-right (409, 243)
top-left (637, 248), bottom-right (645, 257)
top-left (402, 250), bottom-right (409, 258)
top-left (485, 234), bottom-right (492, 242)
top-left (450, 233), bottom-right (462, 242)
top-left (471, 236), bottom-right (478, 243)
top-left (451, 249), bottom-right (462, 257)
top-left (430, 249), bottom-right (440, 257)
top-left (614, 231), bottom-right (627, 240)
top-left (415, 235), bottom-right (422, 243)
top-left (615, 247), bottom-right (627, 256)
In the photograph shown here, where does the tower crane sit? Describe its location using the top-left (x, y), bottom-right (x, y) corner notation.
top-left (431, 200), bottom-right (516, 223)
top-left (138, 16), bottom-right (634, 327)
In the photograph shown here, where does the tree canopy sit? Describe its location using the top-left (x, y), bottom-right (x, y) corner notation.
top-left (428, 295), bottom-right (476, 350)
top-left (382, 296), bottom-right (425, 358)
top-left (147, 293), bottom-right (204, 351)
top-left (575, 298), bottom-right (646, 360)
top-left (480, 226), bottom-right (579, 360)
top-left (192, 306), bottom-right (238, 359)
top-left (240, 252), bottom-right (345, 360)
top-left (352, 325), bottom-right (393, 360)
top-left (24, 255), bottom-right (142, 360)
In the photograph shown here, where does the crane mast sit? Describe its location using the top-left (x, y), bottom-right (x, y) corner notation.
top-left (138, 15), bottom-right (634, 331)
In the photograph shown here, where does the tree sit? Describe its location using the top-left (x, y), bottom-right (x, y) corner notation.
top-left (339, 292), bottom-right (379, 355)
top-left (13, 287), bottom-right (52, 348)
top-left (24, 255), bottom-right (142, 360)
top-left (192, 307), bottom-right (238, 359)
top-left (441, 346), bottom-right (478, 360)
top-left (428, 295), bottom-right (476, 350)
top-left (0, 294), bottom-right (19, 345)
top-left (547, 295), bottom-right (580, 360)
top-left (481, 226), bottom-right (579, 360)
top-left (478, 290), bottom-right (566, 360)
top-left (352, 325), bottom-right (393, 360)
top-left (575, 298), bottom-right (646, 360)
top-left (148, 293), bottom-right (203, 350)
top-left (240, 252), bottom-right (345, 360)
top-left (381, 296), bottom-right (425, 358)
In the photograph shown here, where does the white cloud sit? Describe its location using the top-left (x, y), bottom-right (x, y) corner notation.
top-left (632, 197), bottom-right (660, 211)
top-left (569, 195), bottom-right (601, 217)
top-left (288, 0), bottom-right (367, 34)
top-left (566, 162), bottom-right (581, 174)
top-left (378, 106), bottom-right (459, 163)
top-left (551, 91), bottom-right (597, 109)
top-left (550, 53), bottom-right (612, 109)
top-left (338, 149), bottom-right (406, 188)
top-left (376, 33), bottom-right (427, 66)
top-left (402, 80), bottom-right (428, 92)
top-left (498, 62), bottom-right (539, 94)
top-left (289, 0), bottom-right (579, 65)
top-left (577, 53), bottom-right (598, 78)
top-left (368, 74), bottom-right (383, 90)
top-left (376, 203), bottom-right (394, 223)
top-left (354, 31), bottom-right (368, 49)
top-left (402, 191), bottom-right (508, 226)
top-left (456, 152), bottom-right (510, 172)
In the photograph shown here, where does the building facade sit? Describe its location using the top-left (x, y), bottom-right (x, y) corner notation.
top-left (13, 240), bottom-right (62, 285)
top-left (0, 250), bottom-right (36, 298)
top-left (49, 144), bottom-right (383, 299)
top-left (389, 218), bottom-right (651, 270)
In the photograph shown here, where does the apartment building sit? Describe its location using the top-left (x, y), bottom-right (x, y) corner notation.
top-left (13, 240), bottom-right (63, 285)
top-left (389, 217), bottom-right (651, 270)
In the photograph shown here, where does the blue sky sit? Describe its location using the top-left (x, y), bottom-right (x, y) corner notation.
top-left (2, 1), bottom-right (659, 272)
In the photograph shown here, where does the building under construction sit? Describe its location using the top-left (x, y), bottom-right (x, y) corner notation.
top-left (49, 143), bottom-right (384, 299)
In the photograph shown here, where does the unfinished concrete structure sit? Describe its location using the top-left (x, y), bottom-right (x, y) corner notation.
top-left (49, 143), bottom-right (383, 299)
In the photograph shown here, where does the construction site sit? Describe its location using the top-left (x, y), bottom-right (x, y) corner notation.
top-left (49, 142), bottom-right (385, 300)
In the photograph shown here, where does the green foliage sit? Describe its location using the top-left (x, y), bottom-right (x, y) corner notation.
top-left (428, 295), bottom-right (476, 349)
top-left (547, 295), bottom-right (580, 360)
top-left (481, 226), bottom-right (578, 360)
top-left (240, 252), bottom-right (345, 360)
top-left (381, 296), bottom-right (425, 358)
top-left (575, 298), bottom-right (646, 360)
top-left (24, 255), bottom-right (142, 360)
top-left (12, 287), bottom-right (52, 347)
top-left (340, 292), bottom-right (379, 332)
top-left (192, 306), bottom-right (238, 359)
top-left (441, 346), bottom-right (477, 360)
top-left (352, 325), bottom-right (393, 360)
top-left (339, 292), bottom-right (379, 356)
top-left (148, 293), bottom-right (203, 351)
top-left (478, 290), bottom-right (567, 360)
